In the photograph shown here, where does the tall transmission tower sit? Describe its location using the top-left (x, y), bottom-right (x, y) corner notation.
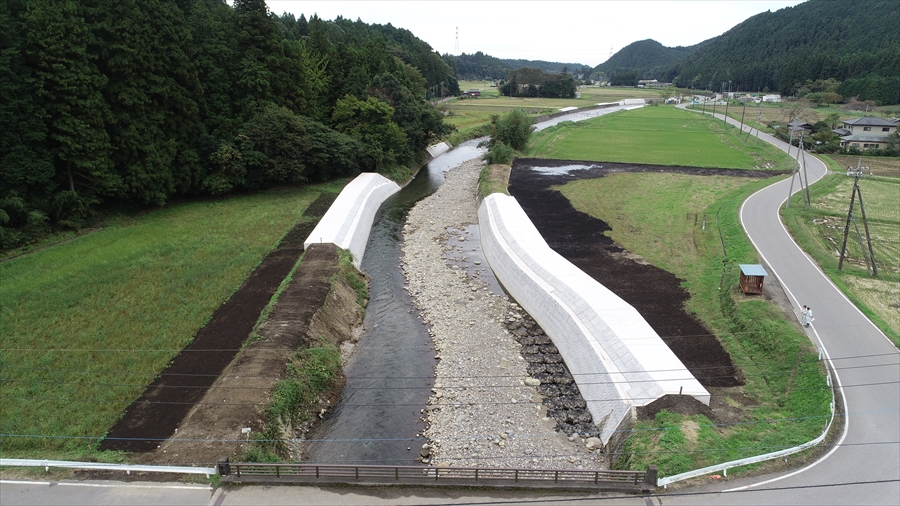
top-left (609, 45), bottom-right (614, 59)
top-left (455, 27), bottom-right (459, 55)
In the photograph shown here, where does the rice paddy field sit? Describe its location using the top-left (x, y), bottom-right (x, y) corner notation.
top-left (526, 105), bottom-right (786, 169)
top-left (0, 181), bottom-right (344, 458)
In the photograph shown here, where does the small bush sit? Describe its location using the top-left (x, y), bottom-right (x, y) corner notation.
top-left (489, 109), bottom-right (535, 151)
top-left (483, 141), bottom-right (514, 165)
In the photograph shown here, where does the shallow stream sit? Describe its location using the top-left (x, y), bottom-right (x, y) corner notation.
top-left (303, 104), bottom-right (634, 465)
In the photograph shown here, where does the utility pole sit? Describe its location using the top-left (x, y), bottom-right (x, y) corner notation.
top-left (784, 131), bottom-right (803, 209)
top-left (838, 161), bottom-right (878, 275)
top-left (723, 99), bottom-right (729, 126)
top-left (739, 104), bottom-right (746, 133)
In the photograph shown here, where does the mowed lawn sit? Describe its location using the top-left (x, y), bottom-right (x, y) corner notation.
top-left (0, 182), bottom-right (342, 457)
top-left (527, 105), bottom-right (784, 169)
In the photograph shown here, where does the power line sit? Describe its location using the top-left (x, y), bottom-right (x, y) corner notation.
top-left (3, 381), bottom-right (894, 410)
top-left (2, 351), bottom-right (895, 383)
top-left (3, 362), bottom-right (895, 394)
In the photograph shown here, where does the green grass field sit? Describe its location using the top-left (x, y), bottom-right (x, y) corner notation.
top-left (527, 105), bottom-right (786, 169)
top-left (0, 182), bottom-right (344, 458)
top-left (556, 173), bottom-right (831, 476)
top-left (781, 164), bottom-right (900, 343)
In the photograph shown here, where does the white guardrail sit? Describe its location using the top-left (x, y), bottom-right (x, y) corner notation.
top-left (0, 458), bottom-right (217, 477)
top-left (657, 351), bottom-right (836, 487)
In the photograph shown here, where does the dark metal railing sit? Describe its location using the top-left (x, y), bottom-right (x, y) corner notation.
top-left (218, 460), bottom-right (657, 492)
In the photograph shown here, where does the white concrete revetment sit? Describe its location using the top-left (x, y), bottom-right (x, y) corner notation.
top-left (303, 173), bottom-right (400, 268)
top-left (479, 194), bottom-right (709, 443)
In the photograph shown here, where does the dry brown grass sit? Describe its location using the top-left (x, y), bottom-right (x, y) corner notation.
top-left (827, 155), bottom-right (900, 178)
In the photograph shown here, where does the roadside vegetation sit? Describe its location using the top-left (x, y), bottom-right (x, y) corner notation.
top-left (781, 155), bottom-right (900, 345)
top-left (0, 181), bottom-right (343, 459)
top-left (527, 105), bottom-right (786, 169)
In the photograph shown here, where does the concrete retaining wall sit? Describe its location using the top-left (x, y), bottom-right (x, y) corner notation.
top-left (303, 173), bottom-right (400, 268)
top-left (426, 142), bottom-right (451, 159)
top-left (479, 194), bottom-right (709, 443)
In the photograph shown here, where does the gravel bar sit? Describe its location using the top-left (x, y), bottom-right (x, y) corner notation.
top-left (401, 159), bottom-right (607, 470)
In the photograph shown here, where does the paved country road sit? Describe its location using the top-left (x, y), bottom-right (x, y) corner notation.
top-left (663, 104), bottom-right (900, 505)
top-left (3, 106), bottom-right (897, 505)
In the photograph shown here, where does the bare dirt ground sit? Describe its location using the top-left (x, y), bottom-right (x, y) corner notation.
top-left (509, 159), bottom-right (780, 420)
top-left (100, 193), bottom-right (338, 458)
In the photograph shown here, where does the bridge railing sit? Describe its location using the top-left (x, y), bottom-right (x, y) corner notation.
top-left (220, 461), bottom-right (657, 492)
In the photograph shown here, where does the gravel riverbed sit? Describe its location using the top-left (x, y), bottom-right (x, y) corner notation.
top-left (401, 159), bottom-right (606, 470)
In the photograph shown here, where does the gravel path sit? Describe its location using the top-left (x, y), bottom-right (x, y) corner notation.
top-left (401, 159), bottom-right (606, 470)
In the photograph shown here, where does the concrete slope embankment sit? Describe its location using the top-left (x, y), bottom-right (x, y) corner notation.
top-left (479, 193), bottom-right (709, 444)
top-left (304, 173), bottom-right (401, 268)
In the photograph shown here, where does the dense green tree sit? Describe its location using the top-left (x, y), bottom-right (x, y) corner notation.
top-left (1, 0), bottom-right (454, 248)
top-left (0, 0), bottom-right (54, 246)
top-left (24, 0), bottom-right (118, 201)
top-left (88, 0), bottom-right (203, 205)
top-left (332, 95), bottom-right (407, 172)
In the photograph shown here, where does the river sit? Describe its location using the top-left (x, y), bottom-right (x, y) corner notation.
top-left (302, 104), bottom-right (635, 465)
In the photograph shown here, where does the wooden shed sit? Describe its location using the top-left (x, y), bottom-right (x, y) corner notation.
top-left (739, 264), bottom-right (768, 294)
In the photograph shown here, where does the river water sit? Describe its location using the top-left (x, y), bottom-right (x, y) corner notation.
top-left (302, 140), bottom-right (486, 464)
top-left (302, 104), bottom-right (635, 465)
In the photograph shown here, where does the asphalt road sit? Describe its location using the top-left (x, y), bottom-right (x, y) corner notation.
top-left (663, 105), bottom-right (900, 504)
top-left (3, 105), bottom-right (897, 505)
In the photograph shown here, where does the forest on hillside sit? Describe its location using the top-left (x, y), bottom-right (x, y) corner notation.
top-left (596, 39), bottom-right (702, 81)
top-left (0, 0), bottom-right (454, 249)
top-left (443, 51), bottom-right (589, 81)
top-left (661, 0), bottom-right (899, 101)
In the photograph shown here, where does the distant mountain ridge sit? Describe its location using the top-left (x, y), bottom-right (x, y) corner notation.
top-left (596, 0), bottom-right (899, 103)
top-left (444, 51), bottom-right (588, 81)
top-left (595, 39), bottom-right (709, 80)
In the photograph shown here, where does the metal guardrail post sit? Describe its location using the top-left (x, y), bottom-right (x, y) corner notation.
top-left (217, 457), bottom-right (230, 476)
top-left (645, 465), bottom-right (658, 487)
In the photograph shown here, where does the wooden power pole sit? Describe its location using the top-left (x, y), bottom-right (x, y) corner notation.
top-left (838, 161), bottom-right (878, 275)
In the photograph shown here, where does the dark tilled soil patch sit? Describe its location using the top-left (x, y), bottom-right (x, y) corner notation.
top-left (509, 159), bottom-right (757, 398)
top-left (135, 244), bottom-right (343, 465)
top-left (100, 194), bottom-right (338, 454)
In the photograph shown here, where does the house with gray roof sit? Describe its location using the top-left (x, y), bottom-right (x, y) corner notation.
top-left (835, 116), bottom-right (897, 150)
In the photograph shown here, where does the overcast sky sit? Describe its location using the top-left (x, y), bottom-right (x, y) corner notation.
top-left (264, 0), bottom-right (807, 67)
